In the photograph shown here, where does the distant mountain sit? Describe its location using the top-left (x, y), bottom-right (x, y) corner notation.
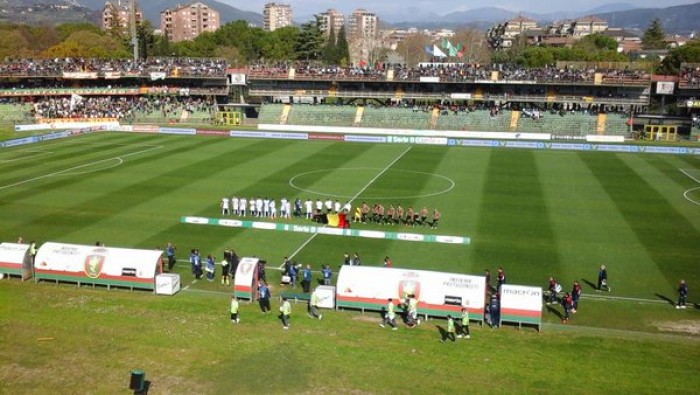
top-left (585, 2), bottom-right (637, 14)
top-left (590, 2), bottom-right (700, 35)
top-left (385, 2), bottom-right (636, 25)
top-left (0, 0), bottom-right (263, 26)
top-left (441, 7), bottom-right (517, 25)
top-left (389, 2), bottom-right (699, 35)
top-left (0, 1), bottom-right (99, 25)
top-left (77, 0), bottom-right (263, 26)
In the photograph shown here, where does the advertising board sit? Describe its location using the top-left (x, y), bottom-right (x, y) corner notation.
top-left (499, 284), bottom-right (543, 331)
top-left (33, 242), bottom-right (162, 290)
top-left (335, 266), bottom-right (485, 319)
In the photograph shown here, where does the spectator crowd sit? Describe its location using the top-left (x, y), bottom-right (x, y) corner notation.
top-left (0, 57), bottom-right (227, 78)
top-left (29, 95), bottom-right (214, 120)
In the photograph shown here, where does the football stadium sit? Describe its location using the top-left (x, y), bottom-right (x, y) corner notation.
top-left (1, 56), bottom-right (699, 394)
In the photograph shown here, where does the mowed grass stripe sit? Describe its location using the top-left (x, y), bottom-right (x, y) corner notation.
top-left (139, 141), bottom-right (381, 265)
top-left (0, 133), bottom-right (220, 206)
top-left (629, 155), bottom-right (700, 232)
top-left (535, 152), bottom-right (669, 296)
top-left (342, 145), bottom-right (474, 272)
top-left (57, 137), bottom-right (293, 246)
top-left (0, 135), bottom-right (260, 243)
top-left (0, 134), bottom-right (147, 187)
top-left (436, 148), bottom-right (492, 273)
top-left (579, 152), bottom-right (700, 294)
top-left (56, 136), bottom-right (272, 246)
top-left (249, 143), bottom-right (422, 268)
top-left (474, 150), bottom-right (560, 285)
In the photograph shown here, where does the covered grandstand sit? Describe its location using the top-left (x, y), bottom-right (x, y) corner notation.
top-left (0, 58), bottom-right (697, 140)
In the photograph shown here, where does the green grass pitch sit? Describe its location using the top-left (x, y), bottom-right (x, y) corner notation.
top-left (1, 132), bottom-right (699, 393)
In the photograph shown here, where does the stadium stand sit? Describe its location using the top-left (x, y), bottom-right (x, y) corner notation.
top-left (286, 104), bottom-right (357, 127)
top-left (432, 107), bottom-right (512, 132)
top-left (362, 106), bottom-right (431, 129)
top-left (0, 58), bottom-right (227, 78)
top-left (0, 102), bottom-right (33, 124)
top-left (257, 103), bottom-right (285, 124)
top-left (603, 113), bottom-right (632, 135)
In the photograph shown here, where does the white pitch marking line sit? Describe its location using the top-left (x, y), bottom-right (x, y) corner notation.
top-left (679, 168), bottom-right (700, 205)
top-left (0, 145), bottom-right (163, 191)
top-left (0, 150), bottom-right (53, 163)
top-left (679, 168), bottom-right (700, 184)
top-left (182, 279), bottom-right (197, 291)
top-left (57, 158), bottom-right (125, 176)
top-left (285, 145), bottom-right (413, 263)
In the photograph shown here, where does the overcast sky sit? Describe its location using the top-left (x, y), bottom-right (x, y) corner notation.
top-left (221, 0), bottom-right (700, 17)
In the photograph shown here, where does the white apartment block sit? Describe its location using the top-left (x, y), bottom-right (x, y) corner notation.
top-left (348, 9), bottom-right (378, 40)
top-left (319, 9), bottom-right (345, 36)
top-left (263, 2), bottom-right (293, 31)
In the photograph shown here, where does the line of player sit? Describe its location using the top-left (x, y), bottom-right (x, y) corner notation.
top-left (220, 196), bottom-right (352, 219)
top-left (220, 196), bottom-right (442, 228)
top-left (353, 202), bottom-right (441, 229)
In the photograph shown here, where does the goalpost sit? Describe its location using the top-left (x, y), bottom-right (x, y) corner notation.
top-left (645, 125), bottom-right (678, 142)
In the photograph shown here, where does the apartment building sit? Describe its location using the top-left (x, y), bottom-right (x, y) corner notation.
top-left (160, 2), bottom-right (220, 43)
top-left (263, 3), bottom-right (293, 31)
top-left (102, 1), bottom-right (142, 34)
top-left (348, 9), bottom-right (378, 40)
top-left (318, 9), bottom-right (345, 36)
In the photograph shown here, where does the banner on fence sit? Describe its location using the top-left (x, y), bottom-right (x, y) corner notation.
top-left (233, 257), bottom-right (259, 300)
top-left (0, 243), bottom-right (33, 280)
top-left (33, 242), bottom-right (162, 290)
top-left (499, 284), bottom-right (543, 331)
top-left (335, 266), bottom-right (485, 319)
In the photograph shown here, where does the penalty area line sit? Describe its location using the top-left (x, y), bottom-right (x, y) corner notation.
top-left (679, 168), bottom-right (700, 206)
top-left (0, 145), bottom-right (163, 191)
top-left (284, 145), bottom-right (413, 264)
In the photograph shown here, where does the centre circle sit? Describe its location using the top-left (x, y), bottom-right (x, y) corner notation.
top-left (288, 167), bottom-right (455, 200)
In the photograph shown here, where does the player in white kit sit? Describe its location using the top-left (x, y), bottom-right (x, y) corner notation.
top-left (239, 197), bottom-right (247, 217)
top-left (255, 197), bottom-right (263, 217)
top-left (305, 199), bottom-right (313, 219)
top-left (263, 197), bottom-right (270, 217)
top-left (284, 200), bottom-right (292, 219)
top-left (270, 199), bottom-right (277, 219)
top-left (232, 195), bottom-right (239, 216)
top-left (280, 197), bottom-right (288, 218)
top-left (221, 197), bottom-right (230, 215)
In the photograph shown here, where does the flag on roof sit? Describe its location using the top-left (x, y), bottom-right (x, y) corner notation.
top-left (432, 45), bottom-right (447, 58)
top-left (442, 38), bottom-right (454, 51)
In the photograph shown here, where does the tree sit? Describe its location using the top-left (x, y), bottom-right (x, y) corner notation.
top-left (451, 28), bottom-right (491, 64)
top-left (323, 26), bottom-right (337, 64)
top-left (336, 26), bottom-right (350, 66)
top-left (576, 33), bottom-right (619, 52)
top-left (518, 46), bottom-right (554, 67)
top-left (210, 21), bottom-right (265, 63)
top-left (258, 26), bottom-right (300, 62)
top-left (295, 18), bottom-right (324, 61)
top-left (137, 20), bottom-right (156, 59)
top-left (57, 23), bottom-right (101, 42)
top-left (152, 34), bottom-right (171, 57)
top-left (272, 26), bottom-right (300, 61)
top-left (43, 31), bottom-right (129, 58)
top-left (0, 29), bottom-right (30, 59)
top-left (658, 40), bottom-right (700, 75)
top-left (642, 18), bottom-right (667, 50)
top-left (106, 5), bottom-right (126, 41)
top-left (395, 33), bottom-right (432, 67)
top-left (215, 46), bottom-right (244, 67)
